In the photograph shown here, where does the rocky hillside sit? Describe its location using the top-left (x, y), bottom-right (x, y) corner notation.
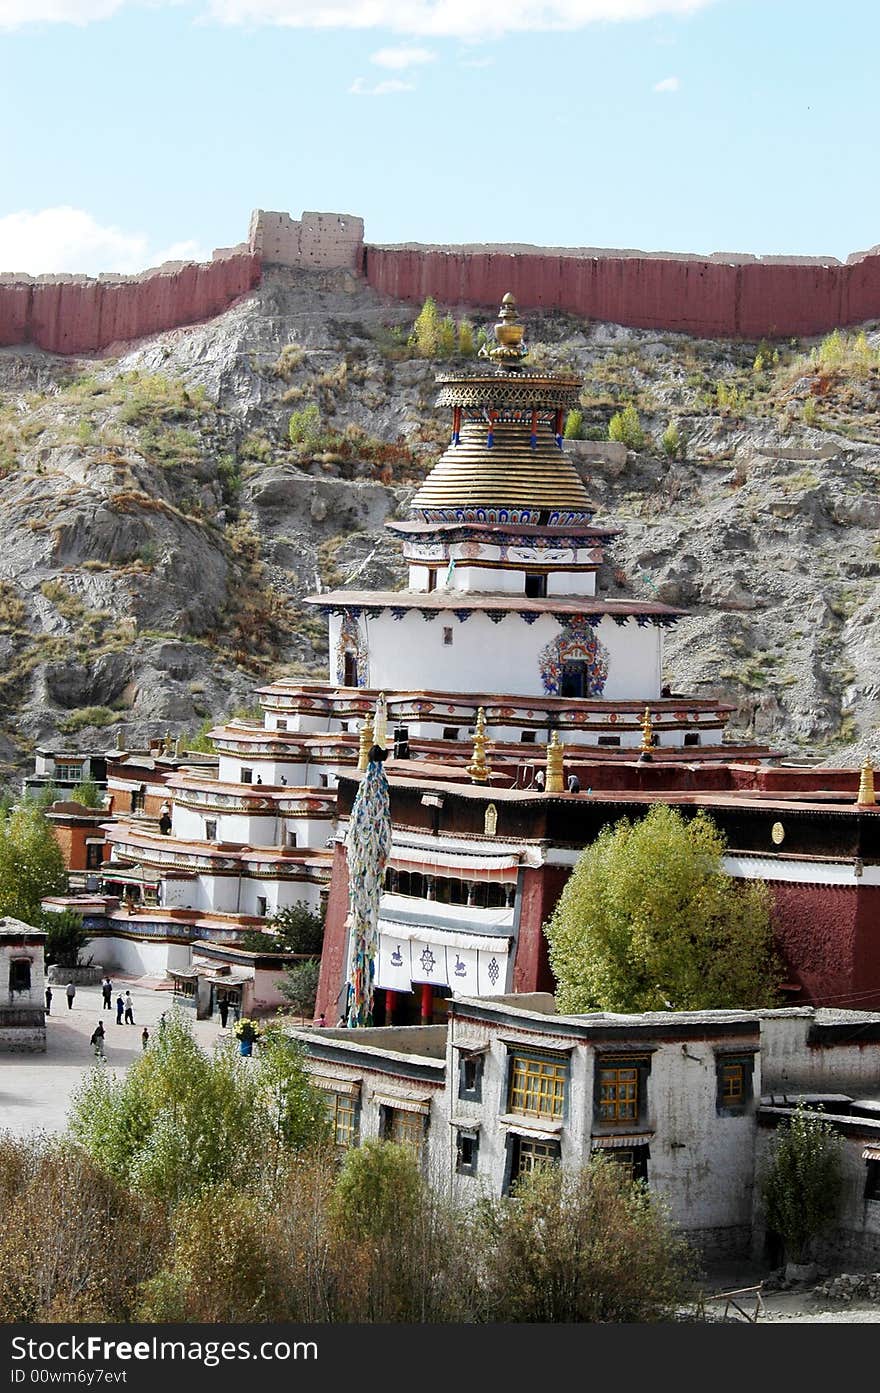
top-left (0, 265), bottom-right (877, 790)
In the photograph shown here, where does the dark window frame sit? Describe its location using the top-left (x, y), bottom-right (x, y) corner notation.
top-left (455, 1128), bottom-right (480, 1177)
top-left (458, 1051), bottom-right (484, 1103)
top-left (593, 1054), bottom-right (653, 1131)
top-left (714, 1051), bottom-right (756, 1116)
top-left (502, 1132), bottom-right (561, 1194)
top-left (865, 1160), bottom-right (880, 1202)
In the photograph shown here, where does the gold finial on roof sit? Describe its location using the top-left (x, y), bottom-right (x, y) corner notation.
top-left (546, 730), bottom-right (564, 793)
top-left (467, 708), bottom-right (490, 783)
top-left (640, 707), bottom-right (655, 754)
top-left (482, 291), bottom-right (528, 369)
top-left (357, 713), bottom-right (374, 773)
top-left (856, 758), bottom-right (876, 807)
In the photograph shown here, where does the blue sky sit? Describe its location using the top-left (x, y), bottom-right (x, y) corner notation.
top-left (2, 0), bottom-right (879, 273)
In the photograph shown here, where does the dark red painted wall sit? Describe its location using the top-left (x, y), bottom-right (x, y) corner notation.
top-left (0, 251), bottom-right (261, 355)
top-left (767, 881), bottom-right (880, 1009)
top-left (365, 244), bottom-right (880, 340)
top-left (513, 865), bottom-right (569, 994)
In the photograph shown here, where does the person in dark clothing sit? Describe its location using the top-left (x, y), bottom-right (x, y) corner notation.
top-left (90, 1022), bottom-right (105, 1058)
top-left (218, 998), bottom-right (229, 1028)
top-left (141, 1027), bottom-right (150, 1051)
top-left (115, 994), bottom-right (124, 1024)
top-left (45, 985), bottom-right (52, 1014)
top-left (102, 976), bottom-right (113, 1009)
top-left (567, 774), bottom-right (581, 794)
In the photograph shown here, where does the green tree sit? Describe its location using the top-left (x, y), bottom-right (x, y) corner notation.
top-left (477, 1158), bottom-right (692, 1322)
top-left (661, 420), bottom-right (682, 459)
top-left (410, 297), bottom-right (442, 357)
top-left (69, 1014), bottom-right (329, 1205)
top-left (70, 776), bottom-right (104, 809)
top-left (762, 1105), bottom-right (843, 1265)
top-left (288, 402), bottom-right (322, 449)
top-left (457, 319), bottom-right (475, 357)
top-left (279, 958), bottom-right (321, 1017)
top-left (242, 900), bottom-right (325, 954)
top-left (0, 803), bottom-right (67, 924)
top-left (40, 908), bottom-right (90, 968)
top-left (545, 804), bottom-right (780, 1012)
top-left (564, 409), bottom-right (585, 440)
top-left (608, 402), bottom-right (645, 450)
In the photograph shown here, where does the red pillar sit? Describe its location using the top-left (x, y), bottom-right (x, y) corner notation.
top-left (420, 983), bottom-right (433, 1024)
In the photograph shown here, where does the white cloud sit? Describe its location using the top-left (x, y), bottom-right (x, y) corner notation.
top-left (0, 0), bottom-right (125, 25)
top-left (653, 74), bottom-right (680, 91)
top-left (349, 75), bottom-right (416, 94)
top-left (0, 207), bottom-right (207, 275)
top-left (370, 44), bottom-right (434, 68)
top-left (460, 54), bottom-right (494, 68)
top-left (206, 0), bottom-right (716, 41)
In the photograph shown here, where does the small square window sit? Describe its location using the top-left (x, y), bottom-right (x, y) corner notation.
top-left (256, 895), bottom-right (268, 917)
top-left (443, 727), bottom-right (458, 741)
top-left (319, 773), bottom-right (329, 788)
top-left (443, 627), bottom-right (453, 646)
top-left (276, 719), bottom-right (288, 732)
top-left (524, 573), bottom-right (548, 599)
top-left (715, 1054), bottom-right (754, 1115)
top-left (597, 735), bottom-right (621, 747)
top-left (286, 830), bottom-right (298, 848)
top-left (683, 732), bottom-right (700, 747)
top-left (240, 768), bottom-right (253, 784)
top-left (9, 959), bottom-right (31, 994)
top-left (520, 731), bottom-right (537, 743)
top-left (594, 1056), bottom-right (651, 1128)
top-left (456, 1130), bottom-right (480, 1176)
top-left (204, 819), bottom-right (217, 841)
top-left (458, 1052), bottom-right (484, 1102)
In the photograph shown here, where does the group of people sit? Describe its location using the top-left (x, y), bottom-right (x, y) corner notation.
top-left (43, 976), bottom-right (151, 1058)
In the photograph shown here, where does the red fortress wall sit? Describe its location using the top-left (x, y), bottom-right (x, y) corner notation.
top-left (4, 206), bottom-right (880, 355)
top-left (364, 242), bottom-right (880, 339)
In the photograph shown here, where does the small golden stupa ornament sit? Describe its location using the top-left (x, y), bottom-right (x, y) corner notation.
top-left (467, 708), bottom-right (490, 783)
top-left (546, 730), bottom-right (564, 793)
top-left (640, 707), bottom-right (655, 754)
top-left (481, 292), bottom-right (528, 370)
top-left (856, 758), bottom-right (876, 807)
top-left (357, 712), bottom-right (374, 773)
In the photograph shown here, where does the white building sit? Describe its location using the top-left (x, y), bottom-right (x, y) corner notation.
top-left (0, 917), bottom-right (47, 1052)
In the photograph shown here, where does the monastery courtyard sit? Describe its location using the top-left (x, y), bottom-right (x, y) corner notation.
top-left (0, 983), bottom-right (226, 1136)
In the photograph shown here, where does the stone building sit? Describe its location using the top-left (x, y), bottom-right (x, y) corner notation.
top-left (0, 917), bottom-right (47, 1052)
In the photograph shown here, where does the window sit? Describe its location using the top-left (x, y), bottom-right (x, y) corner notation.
top-left (597, 735), bottom-right (621, 747)
top-left (276, 719), bottom-right (288, 732)
top-left (595, 1056), bottom-right (651, 1127)
top-left (381, 1106), bottom-right (426, 1154)
top-left (560, 661), bottom-right (587, 698)
top-left (715, 1054), bottom-right (755, 1115)
top-left (319, 773), bottom-right (329, 788)
top-left (595, 1144), bottom-right (649, 1183)
top-left (865, 1160), bottom-right (880, 1202)
top-left (520, 731), bottom-right (537, 743)
top-left (86, 843), bottom-right (104, 870)
top-left (508, 1052), bottom-right (567, 1120)
top-left (426, 569), bottom-right (437, 593)
top-left (458, 1052), bottom-right (484, 1102)
top-left (443, 627), bottom-right (453, 646)
top-left (256, 895), bottom-right (268, 917)
top-left (339, 722), bottom-right (348, 732)
top-left (240, 768), bottom-right (253, 784)
top-left (442, 727), bottom-right (458, 741)
top-left (55, 762), bottom-right (84, 783)
top-left (326, 1092), bottom-right (359, 1150)
top-left (456, 1129), bottom-right (480, 1176)
top-left (9, 959), bottom-right (31, 994)
top-left (683, 732), bottom-right (700, 747)
top-left (507, 1135), bottom-right (561, 1190)
top-left (286, 830), bottom-right (298, 848)
top-left (130, 786), bottom-right (146, 813)
top-left (343, 651), bottom-right (358, 687)
top-left (524, 573), bottom-right (548, 599)
top-left (204, 819), bottom-right (217, 841)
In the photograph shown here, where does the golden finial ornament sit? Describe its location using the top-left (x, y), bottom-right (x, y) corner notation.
top-left (546, 730), bottom-right (564, 793)
top-left (640, 707), bottom-right (655, 754)
top-left (856, 758), bottom-right (876, 807)
top-left (357, 713), bottom-right (374, 773)
top-left (480, 291), bottom-right (528, 369)
top-left (467, 708), bottom-right (490, 783)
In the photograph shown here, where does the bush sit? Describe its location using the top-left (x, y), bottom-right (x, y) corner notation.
top-left (477, 1158), bottom-right (692, 1321)
top-left (40, 908), bottom-right (90, 968)
top-left (57, 706), bottom-right (117, 734)
top-left (563, 409), bottom-right (585, 440)
top-left (661, 420), bottom-right (683, 459)
top-left (279, 959), bottom-right (321, 1017)
top-left (70, 776), bottom-right (104, 809)
top-left (242, 901), bottom-right (325, 954)
top-left (762, 1105), bottom-right (843, 1264)
top-left (288, 403), bottom-right (323, 450)
top-left (608, 403), bottom-right (644, 450)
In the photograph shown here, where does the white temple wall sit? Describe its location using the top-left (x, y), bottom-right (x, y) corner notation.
top-left (355, 611), bottom-right (661, 701)
top-left (217, 755), bottom-right (309, 784)
top-left (407, 565), bottom-right (597, 597)
top-left (84, 935), bottom-right (190, 977)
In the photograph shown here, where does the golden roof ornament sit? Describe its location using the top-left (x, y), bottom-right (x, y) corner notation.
top-left (357, 713), bottom-right (374, 773)
top-left (373, 693), bottom-right (388, 752)
top-left (640, 707), bottom-right (655, 754)
top-left (467, 707), bottom-right (490, 783)
top-left (480, 291), bottom-right (528, 370)
top-left (856, 758), bottom-right (876, 807)
top-left (546, 730), bottom-right (564, 793)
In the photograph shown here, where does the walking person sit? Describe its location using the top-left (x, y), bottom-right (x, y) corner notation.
top-left (65, 981), bottom-right (76, 1011)
top-left (102, 976), bottom-right (112, 1010)
top-left (218, 997), bottom-right (229, 1029)
top-left (90, 1021), bottom-right (105, 1058)
top-left (115, 993), bottom-right (124, 1025)
top-left (141, 1027), bottom-right (150, 1051)
top-left (44, 985), bottom-right (52, 1015)
top-left (124, 990), bottom-right (135, 1025)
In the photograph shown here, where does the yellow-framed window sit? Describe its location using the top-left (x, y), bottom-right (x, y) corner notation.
top-left (389, 1108), bottom-right (426, 1151)
top-left (597, 1064), bottom-right (639, 1122)
top-left (326, 1092), bottom-right (358, 1149)
top-left (508, 1053), bottom-right (567, 1119)
top-left (514, 1136), bottom-right (560, 1181)
top-left (720, 1061), bottom-right (745, 1106)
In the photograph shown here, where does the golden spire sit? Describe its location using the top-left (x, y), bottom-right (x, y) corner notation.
top-left (357, 712), bottom-right (374, 773)
top-left (483, 291), bottom-right (528, 369)
top-left (856, 758), bottom-right (876, 806)
top-left (640, 707), bottom-right (655, 754)
top-left (546, 730), bottom-right (564, 793)
top-left (467, 708), bottom-right (490, 783)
